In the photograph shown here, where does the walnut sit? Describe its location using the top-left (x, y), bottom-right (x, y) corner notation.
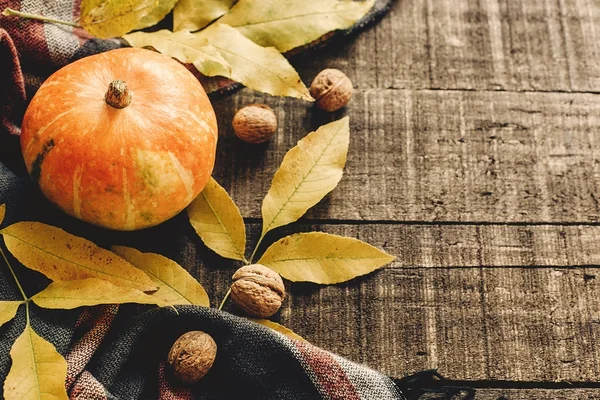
top-left (232, 104), bottom-right (278, 144)
top-left (309, 69), bottom-right (353, 112)
top-left (167, 331), bottom-right (217, 384)
top-left (230, 264), bottom-right (285, 318)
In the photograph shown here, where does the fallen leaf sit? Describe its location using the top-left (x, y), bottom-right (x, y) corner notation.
top-left (258, 232), bottom-right (395, 284)
top-left (135, 0), bottom-right (178, 30)
top-left (0, 301), bottom-right (21, 328)
top-left (111, 246), bottom-right (210, 306)
top-left (173, 0), bottom-right (236, 31)
top-left (251, 319), bottom-right (307, 342)
top-left (187, 177), bottom-right (247, 262)
top-left (79, 0), bottom-right (158, 39)
top-left (3, 324), bottom-right (68, 400)
top-left (0, 204), bottom-right (5, 225)
top-left (197, 24), bottom-right (313, 100)
top-left (261, 117), bottom-right (349, 235)
top-left (31, 278), bottom-right (166, 309)
top-left (1, 222), bottom-right (156, 292)
top-left (219, 0), bottom-right (375, 52)
top-left (123, 30), bottom-right (232, 79)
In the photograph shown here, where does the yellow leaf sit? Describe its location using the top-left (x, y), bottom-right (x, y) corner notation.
top-left (261, 117), bottom-right (349, 235)
top-left (258, 232), bottom-right (395, 284)
top-left (187, 177), bottom-right (247, 262)
top-left (80, 0), bottom-right (158, 39)
top-left (1, 222), bottom-right (156, 292)
top-left (31, 278), bottom-right (166, 309)
top-left (4, 324), bottom-right (68, 400)
top-left (135, 0), bottom-right (178, 30)
top-left (219, 0), bottom-right (375, 53)
top-left (251, 319), bottom-right (307, 342)
top-left (0, 204), bottom-right (5, 225)
top-left (197, 24), bottom-right (313, 100)
top-left (123, 30), bottom-right (232, 79)
top-left (0, 301), bottom-right (21, 328)
top-left (173, 0), bottom-right (236, 31)
top-left (111, 246), bottom-right (210, 306)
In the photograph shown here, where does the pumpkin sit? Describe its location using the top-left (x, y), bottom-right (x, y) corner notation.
top-left (20, 48), bottom-right (218, 230)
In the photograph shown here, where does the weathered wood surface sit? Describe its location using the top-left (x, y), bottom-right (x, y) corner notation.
top-left (213, 89), bottom-right (600, 223)
top-left (201, 0), bottom-right (600, 394)
top-left (472, 389), bottom-right (599, 399)
top-left (294, 0), bottom-right (600, 92)
top-left (122, 221), bottom-right (598, 383)
top-left (417, 388), bottom-right (600, 399)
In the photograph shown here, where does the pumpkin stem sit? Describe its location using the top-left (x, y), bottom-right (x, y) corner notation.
top-left (105, 80), bottom-right (132, 109)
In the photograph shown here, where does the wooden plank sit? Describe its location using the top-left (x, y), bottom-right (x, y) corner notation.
top-left (292, 0), bottom-right (600, 92)
top-left (212, 89), bottom-right (600, 223)
top-left (473, 389), bottom-right (600, 399)
top-left (133, 220), bottom-right (600, 382)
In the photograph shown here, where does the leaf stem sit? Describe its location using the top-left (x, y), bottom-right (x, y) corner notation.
top-left (0, 246), bottom-right (28, 301)
top-left (248, 234), bottom-right (266, 264)
top-left (2, 7), bottom-right (80, 27)
top-left (218, 288), bottom-right (231, 310)
top-left (25, 300), bottom-right (31, 326)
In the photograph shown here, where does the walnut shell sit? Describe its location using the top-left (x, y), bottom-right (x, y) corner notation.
top-left (309, 69), bottom-right (353, 112)
top-left (232, 104), bottom-right (278, 144)
top-left (167, 331), bottom-right (217, 384)
top-left (230, 264), bottom-right (285, 318)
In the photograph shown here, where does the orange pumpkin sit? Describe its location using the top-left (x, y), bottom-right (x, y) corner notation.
top-left (20, 48), bottom-right (218, 230)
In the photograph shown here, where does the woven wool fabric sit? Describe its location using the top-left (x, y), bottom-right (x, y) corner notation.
top-left (0, 0), bottom-right (408, 398)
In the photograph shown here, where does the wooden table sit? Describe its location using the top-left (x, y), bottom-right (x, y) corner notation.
top-left (178, 0), bottom-right (600, 398)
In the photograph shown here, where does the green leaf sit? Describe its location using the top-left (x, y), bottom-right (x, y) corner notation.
top-left (4, 324), bottom-right (68, 400)
top-left (80, 0), bottom-right (158, 39)
top-left (31, 278), bottom-right (166, 309)
top-left (251, 319), bottom-right (307, 342)
top-left (111, 246), bottom-right (210, 306)
top-left (0, 301), bottom-right (21, 329)
top-left (197, 24), bottom-right (313, 100)
top-left (0, 204), bottom-right (5, 225)
top-left (173, 0), bottom-right (236, 31)
top-left (261, 117), bottom-right (349, 235)
top-left (219, 0), bottom-right (375, 53)
top-left (258, 232), bottom-right (395, 284)
top-left (135, 0), bottom-right (178, 30)
top-left (123, 30), bottom-right (232, 79)
top-left (1, 222), bottom-right (157, 292)
top-left (187, 177), bottom-right (247, 262)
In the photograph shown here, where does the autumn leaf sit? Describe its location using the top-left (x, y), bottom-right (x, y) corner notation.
top-left (31, 278), bottom-right (166, 309)
top-left (0, 222), bottom-right (156, 292)
top-left (112, 246), bottom-right (210, 306)
top-left (197, 24), bottom-right (312, 100)
top-left (251, 319), bottom-right (307, 342)
top-left (0, 301), bottom-right (21, 328)
top-left (219, 0), bottom-right (375, 53)
top-left (261, 117), bottom-right (349, 236)
top-left (0, 203), bottom-right (5, 225)
top-left (123, 30), bottom-right (232, 79)
top-left (79, 0), bottom-right (158, 38)
top-left (173, 0), bottom-right (236, 32)
top-left (258, 232), bottom-right (395, 284)
top-left (3, 324), bottom-right (68, 400)
top-left (187, 178), bottom-right (247, 262)
top-left (135, 0), bottom-right (178, 30)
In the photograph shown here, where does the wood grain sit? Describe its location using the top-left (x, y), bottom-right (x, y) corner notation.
top-left (137, 220), bottom-right (600, 382)
top-left (473, 389), bottom-right (600, 399)
top-left (212, 89), bottom-right (600, 223)
top-left (292, 0), bottom-right (600, 92)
